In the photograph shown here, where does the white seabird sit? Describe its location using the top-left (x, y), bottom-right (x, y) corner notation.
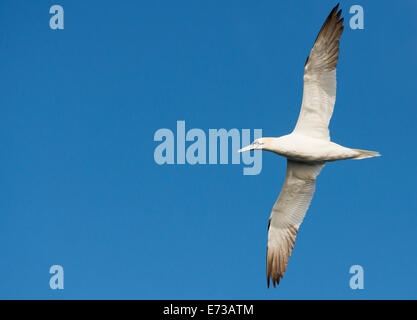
top-left (239, 4), bottom-right (380, 287)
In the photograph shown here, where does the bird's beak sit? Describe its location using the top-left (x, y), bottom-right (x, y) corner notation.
top-left (238, 144), bottom-right (255, 153)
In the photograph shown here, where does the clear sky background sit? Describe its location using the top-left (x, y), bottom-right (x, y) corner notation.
top-left (1, 0), bottom-right (416, 299)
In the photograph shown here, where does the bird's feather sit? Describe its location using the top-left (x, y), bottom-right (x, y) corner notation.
top-left (267, 160), bottom-right (324, 287)
top-left (293, 4), bottom-right (344, 141)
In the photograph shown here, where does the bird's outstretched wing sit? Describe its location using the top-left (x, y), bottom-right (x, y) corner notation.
top-left (267, 160), bottom-right (324, 287)
top-left (293, 4), bottom-right (344, 141)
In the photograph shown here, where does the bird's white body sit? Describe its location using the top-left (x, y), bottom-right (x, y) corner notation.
top-left (238, 4), bottom-right (380, 288)
top-left (264, 133), bottom-right (358, 162)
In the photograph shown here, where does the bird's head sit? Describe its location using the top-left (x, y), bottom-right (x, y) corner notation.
top-left (238, 137), bottom-right (275, 153)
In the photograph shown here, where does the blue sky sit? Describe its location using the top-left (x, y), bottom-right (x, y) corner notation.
top-left (1, 0), bottom-right (416, 299)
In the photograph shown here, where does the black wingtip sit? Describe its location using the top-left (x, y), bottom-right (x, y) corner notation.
top-left (326, 3), bottom-right (342, 23)
top-left (329, 3), bottom-right (339, 17)
top-left (332, 4), bottom-right (342, 17)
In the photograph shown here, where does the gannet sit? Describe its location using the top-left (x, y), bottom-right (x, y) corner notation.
top-left (238, 4), bottom-right (380, 288)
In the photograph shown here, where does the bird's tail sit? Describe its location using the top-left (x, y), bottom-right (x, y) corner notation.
top-left (352, 149), bottom-right (381, 160)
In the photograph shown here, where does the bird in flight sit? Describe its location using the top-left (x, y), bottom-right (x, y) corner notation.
top-left (239, 4), bottom-right (380, 288)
